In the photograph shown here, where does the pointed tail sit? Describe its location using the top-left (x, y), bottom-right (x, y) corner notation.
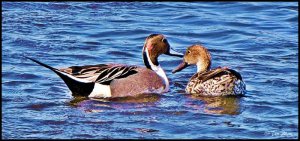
top-left (24, 56), bottom-right (60, 72)
top-left (24, 56), bottom-right (95, 97)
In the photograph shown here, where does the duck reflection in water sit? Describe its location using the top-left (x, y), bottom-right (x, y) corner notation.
top-left (184, 94), bottom-right (242, 115)
top-left (68, 94), bottom-right (161, 113)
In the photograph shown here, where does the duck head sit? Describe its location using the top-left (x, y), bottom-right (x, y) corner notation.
top-left (142, 34), bottom-right (183, 70)
top-left (172, 44), bottom-right (211, 73)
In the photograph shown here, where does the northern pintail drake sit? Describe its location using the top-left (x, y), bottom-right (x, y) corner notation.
top-left (26, 34), bottom-right (183, 98)
top-left (172, 44), bottom-right (246, 96)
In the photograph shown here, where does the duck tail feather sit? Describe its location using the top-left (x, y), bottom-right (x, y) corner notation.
top-left (24, 56), bottom-right (59, 72)
top-left (24, 56), bottom-right (95, 96)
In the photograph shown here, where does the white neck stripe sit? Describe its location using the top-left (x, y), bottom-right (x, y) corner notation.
top-left (145, 49), bottom-right (169, 92)
top-left (145, 49), bottom-right (158, 71)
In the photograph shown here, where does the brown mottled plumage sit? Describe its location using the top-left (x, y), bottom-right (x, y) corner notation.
top-left (172, 44), bottom-right (246, 96)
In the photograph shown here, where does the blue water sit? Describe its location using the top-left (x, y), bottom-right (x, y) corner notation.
top-left (2, 2), bottom-right (298, 139)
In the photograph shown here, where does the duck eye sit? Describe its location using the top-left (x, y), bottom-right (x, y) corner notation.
top-left (187, 50), bottom-right (191, 54)
top-left (162, 38), bottom-right (167, 43)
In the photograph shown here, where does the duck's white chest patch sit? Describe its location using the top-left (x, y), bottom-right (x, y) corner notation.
top-left (88, 83), bottom-right (112, 98)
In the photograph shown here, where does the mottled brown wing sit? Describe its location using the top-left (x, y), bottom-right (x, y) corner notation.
top-left (194, 68), bottom-right (240, 83)
top-left (60, 64), bottom-right (138, 85)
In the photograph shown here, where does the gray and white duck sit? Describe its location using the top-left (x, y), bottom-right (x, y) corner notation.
top-left (26, 34), bottom-right (183, 98)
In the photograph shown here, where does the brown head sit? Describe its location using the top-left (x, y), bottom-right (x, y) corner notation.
top-left (142, 34), bottom-right (183, 69)
top-left (172, 44), bottom-right (211, 73)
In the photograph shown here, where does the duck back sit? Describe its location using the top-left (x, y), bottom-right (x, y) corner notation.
top-left (186, 68), bottom-right (246, 96)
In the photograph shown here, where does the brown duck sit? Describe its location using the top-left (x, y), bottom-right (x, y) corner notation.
top-left (172, 44), bottom-right (246, 96)
top-left (25, 34), bottom-right (183, 98)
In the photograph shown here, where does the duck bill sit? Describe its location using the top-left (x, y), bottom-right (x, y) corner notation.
top-left (172, 61), bottom-right (188, 73)
top-left (165, 48), bottom-right (184, 57)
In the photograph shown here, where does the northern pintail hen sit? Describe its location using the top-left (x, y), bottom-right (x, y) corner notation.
top-left (26, 34), bottom-right (183, 98)
top-left (172, 44), bottom-right (246, 96)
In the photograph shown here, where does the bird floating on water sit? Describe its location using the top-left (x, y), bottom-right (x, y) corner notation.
top-left (26, 34), bottom-right (183, 98)
top-left (172, 44), bottom-right (246, 96)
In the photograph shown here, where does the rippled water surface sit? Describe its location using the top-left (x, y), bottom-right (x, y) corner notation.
top-left (2, 2), bottom-right (298, 139)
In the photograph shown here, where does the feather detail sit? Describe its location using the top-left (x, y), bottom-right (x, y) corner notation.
top-left (60, 64), bottom-right (138, 85)
top-left (186, 67), bottom-right (246, 96)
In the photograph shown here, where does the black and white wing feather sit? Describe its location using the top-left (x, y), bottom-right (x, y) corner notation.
top-left (61, 64), bottom-right (138, 85)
